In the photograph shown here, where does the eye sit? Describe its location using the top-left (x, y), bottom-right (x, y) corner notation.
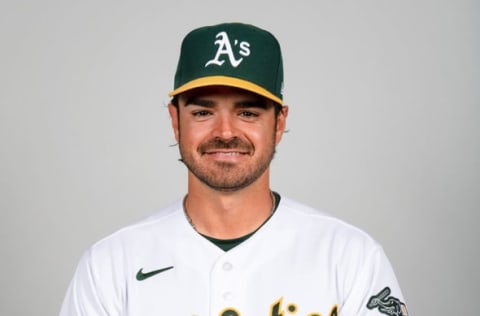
top-left (192, 110), bottom-right (212, 117)
top-left (238, 110), bottom-right (259, 118)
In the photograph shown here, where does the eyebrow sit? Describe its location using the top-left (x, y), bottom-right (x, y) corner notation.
top-left (236, 99), bottom-right (270, 109)
top-left (184, 97), bottom-right (214, 107)
top-left (184, 97), bottom-right (270, 109)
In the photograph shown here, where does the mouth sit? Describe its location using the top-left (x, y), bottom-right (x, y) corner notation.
top-left (201, 149), bottom-right (251, 163)
top-left (199, 138), bottom-right (253, 157)
top-left (203, 150), bottom-right (249, 156)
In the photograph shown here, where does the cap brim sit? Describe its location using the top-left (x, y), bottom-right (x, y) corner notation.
top-left (168, 76), bottom-right (283, 105)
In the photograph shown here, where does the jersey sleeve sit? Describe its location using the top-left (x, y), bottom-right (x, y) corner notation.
top-left (340, 245), bottom-right (409, 316)
top-left (59, 247), bottom-right (124, 316)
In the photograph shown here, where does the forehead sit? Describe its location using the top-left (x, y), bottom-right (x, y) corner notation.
top-left (178, 86), bottom-right (270, 103)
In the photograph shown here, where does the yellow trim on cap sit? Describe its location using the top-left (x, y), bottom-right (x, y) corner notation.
top-left (168, 76), bottom-right (283, 105)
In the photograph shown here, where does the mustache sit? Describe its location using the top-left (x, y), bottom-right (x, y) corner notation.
top-left (199, 137), bottom-right (253, 153)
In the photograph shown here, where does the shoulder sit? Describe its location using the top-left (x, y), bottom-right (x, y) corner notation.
top-left (86, 199), bottom-right (186, 256)
top-left (275, 196), bottom-right (382, 253)
top-left (278, 197), bottom-right (368, 231)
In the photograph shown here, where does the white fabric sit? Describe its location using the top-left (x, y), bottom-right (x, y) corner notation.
top-left (60, 197), bottom-right (407, 316)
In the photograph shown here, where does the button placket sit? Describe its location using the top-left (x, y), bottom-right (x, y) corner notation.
top-left (221, 261), bottom-right (234, 302)
top-left (210, 257), bottom-right (239, 312)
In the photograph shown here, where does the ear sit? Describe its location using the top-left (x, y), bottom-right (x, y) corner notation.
top-left (168, 103), bottom-right (180, 142)
top-left (275, 105), bottom-right (289, 145)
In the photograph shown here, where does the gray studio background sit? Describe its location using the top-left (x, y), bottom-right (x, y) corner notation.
top-left (1, 1), bottom-right (478, 315)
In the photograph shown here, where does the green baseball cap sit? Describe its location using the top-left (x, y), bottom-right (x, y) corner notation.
top-left (169, 22), bottom-right (284, 104)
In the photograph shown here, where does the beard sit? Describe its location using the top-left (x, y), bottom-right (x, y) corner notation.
top-left (179, 136), bottom-right (276, 192)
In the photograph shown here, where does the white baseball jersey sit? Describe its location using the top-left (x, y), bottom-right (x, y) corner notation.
top-left (60, 196), bottom-right (408, 316)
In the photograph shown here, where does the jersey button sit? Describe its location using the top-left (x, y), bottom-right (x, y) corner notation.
top-left (223, 262), bottom-right (233, 271)
top-left (223, 292), bottom-right (233, 301)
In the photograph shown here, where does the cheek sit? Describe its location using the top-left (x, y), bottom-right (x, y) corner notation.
top-left (247, 126), bottom-right (276, 148)
top-left (178, 121), bottom-right (209, 148)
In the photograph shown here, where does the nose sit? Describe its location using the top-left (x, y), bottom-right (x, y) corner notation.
top-left (212, 112), bottom-right (237, 140)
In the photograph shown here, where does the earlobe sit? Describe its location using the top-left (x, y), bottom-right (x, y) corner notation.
top-left (168, 104), bottom-right (180, 141)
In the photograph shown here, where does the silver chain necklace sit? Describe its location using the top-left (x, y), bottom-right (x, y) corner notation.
top-left (183, 191), bottom-right (277, 233)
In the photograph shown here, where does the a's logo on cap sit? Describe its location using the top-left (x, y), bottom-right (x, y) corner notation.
top-left (205, 31), bottom-right (251, 68)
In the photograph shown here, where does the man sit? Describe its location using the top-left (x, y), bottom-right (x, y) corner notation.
top-left (60, 22), bottom-right (408, 316)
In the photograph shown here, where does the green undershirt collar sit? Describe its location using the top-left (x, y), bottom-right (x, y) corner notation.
top-left (201, 192), bottom-right (281, 251)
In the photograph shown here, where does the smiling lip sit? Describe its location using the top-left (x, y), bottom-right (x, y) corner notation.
top-left (198, 138), bottom-right (253, 156)
top-left (203, 150), bottom-right (249, 156)
top-left (202, 150), bottom-right (250, 161)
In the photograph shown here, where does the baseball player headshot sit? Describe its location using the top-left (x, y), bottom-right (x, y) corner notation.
top-left (60, 22), bottom-right (408, 316)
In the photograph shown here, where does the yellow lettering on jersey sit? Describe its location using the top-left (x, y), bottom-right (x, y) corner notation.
top-left (329, 305), bottom-right (338, 316)
top-left (270, 297), bottom-right (285, 316)
top-left (215, 300), bottom-right (337, 316)
top-left (287, 302), bottom-right (298, 314)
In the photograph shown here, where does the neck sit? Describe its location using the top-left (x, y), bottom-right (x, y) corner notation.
top-left (184, 175), bottom-right (274, 239)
